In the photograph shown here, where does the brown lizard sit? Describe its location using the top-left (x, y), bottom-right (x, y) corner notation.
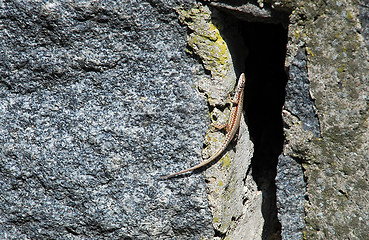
top-left (160, 73), bottom-right (246, 178)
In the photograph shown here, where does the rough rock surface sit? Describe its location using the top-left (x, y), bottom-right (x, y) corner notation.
top-left (0, 1), bottom-right (215, 239)
top-left (282, 0), bottom-right (369, 239)
top-left (359, 0), bottom-right (369, 51)
top-left (172, 4), bottom-right (259, 239)
top-left (2, 0), bottom-right (369, 239)
top-left (276, 48), bottom-right (311, 240)
top-left (276, 154), bottom-right (306, 240)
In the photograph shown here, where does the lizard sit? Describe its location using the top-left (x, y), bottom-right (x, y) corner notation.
top-left (160, 73), bottom-right (246, 178)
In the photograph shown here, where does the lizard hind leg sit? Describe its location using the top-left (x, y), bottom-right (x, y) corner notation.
top-left (210, 106), bottom-right (229, 131)
top-left (211, 122), bottom-right (228, 131)
top-left (212, 119), bottom-right (233, 133)
top-left (211, 103), bottom-right (233, 133)
top-left (210, 93), bottom-right (236, 133)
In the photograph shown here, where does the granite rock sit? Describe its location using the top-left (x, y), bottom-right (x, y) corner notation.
top-left (2, 0), bottom-right (369, 239)
top-left (0, 1), bottom-right (214, 239)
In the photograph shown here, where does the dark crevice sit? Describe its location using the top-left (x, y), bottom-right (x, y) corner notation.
top-left (214, 228), bottom-right (226, 238)
top-left (217, 15), bottom-right (287, 239)
top-left (243, 21), bottom-right (287, 240)
top-left (209, 4), bottom-right (288, 239)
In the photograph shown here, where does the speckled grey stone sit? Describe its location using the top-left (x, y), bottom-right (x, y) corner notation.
top-left (0, 1), bottom-right (214, 239)
top-left (276, 154), bottom-right (306, 240)
top-left (284, 48), bottom-right (320, 137)
top-left (276, 48), bottom-right (311, 240)
top-left (359, 0), bottom-right (369, 51)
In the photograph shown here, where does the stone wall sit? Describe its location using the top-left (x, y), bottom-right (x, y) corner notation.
top-left (1, 1), bottom-right (368, 239)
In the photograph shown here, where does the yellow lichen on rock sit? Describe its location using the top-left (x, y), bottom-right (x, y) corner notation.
top-left (176, 3), bottom-right (232, 80)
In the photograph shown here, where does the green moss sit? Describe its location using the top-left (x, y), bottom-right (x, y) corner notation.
top-left (302, 230), bottom-right (308, 240)
top-left (222, 190), bottom-right (231, 201)
top-left (176, 3), bottom-right (232, 79)
top-left (337, 64), bottom-right (346, 73)
top-left (306, 47), bottom-right (314, 57)
top-left (221, 154), bottom-right (231, 168)
top-left (346, 11), bottom-right (354, 20)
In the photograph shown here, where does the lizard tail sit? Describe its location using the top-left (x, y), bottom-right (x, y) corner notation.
top-left (158, 154), bottom-right (218, 179)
